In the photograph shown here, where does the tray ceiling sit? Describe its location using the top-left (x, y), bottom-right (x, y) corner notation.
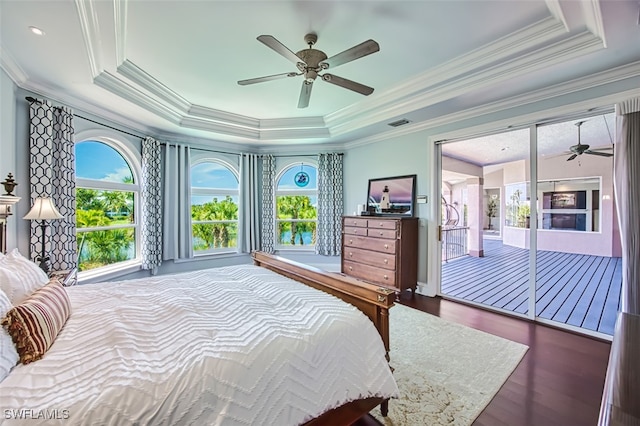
top-left (1, 0), bottom-right (639, 148)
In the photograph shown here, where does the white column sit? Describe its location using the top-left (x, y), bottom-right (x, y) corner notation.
top-left (467, 177), bottom-right (484, 257)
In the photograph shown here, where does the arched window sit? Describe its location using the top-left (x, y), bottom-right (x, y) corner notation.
top-left (75, 140), bottom-right (140, 272)
top-left (275, 163), bottom-right (318, 249)
top-left (190, 160), bottom-right (239, 254)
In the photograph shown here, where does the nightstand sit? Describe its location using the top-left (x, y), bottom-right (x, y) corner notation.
top-left (49, 268), bottom-right (78, 287)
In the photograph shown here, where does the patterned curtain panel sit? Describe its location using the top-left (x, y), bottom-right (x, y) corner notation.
top-left (316, 153), bottom-right (344, 256)
top-left (162, 143), bottom-right (193, 260)
top-left (614, 99), bottom-right (640, 315)
top-left (141, 137), bottom-right (163, 272)
top-left (239, 153), bottom-right (261, 253)
top-left (28, 99), bottom-right (77, 271)
top-left (261, 155), bottom-right (276, 253)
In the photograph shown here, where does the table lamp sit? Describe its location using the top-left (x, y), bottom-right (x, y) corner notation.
top-left (23, 196), bottom-right (63, 273)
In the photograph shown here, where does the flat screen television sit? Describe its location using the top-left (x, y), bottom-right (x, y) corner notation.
top-left (366, 174), bottom-right (416, 217)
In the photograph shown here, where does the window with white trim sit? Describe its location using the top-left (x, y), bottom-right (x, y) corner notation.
top-left (190, 160), bottom-right (239, 254)
top-left (275, 163), bottom-right (318, 249)
top-left (75, 140), bottom-right (140, 272)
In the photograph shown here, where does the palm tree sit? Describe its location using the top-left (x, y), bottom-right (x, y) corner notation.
top-left (191, 196), bottom-right (238, 249)
top-left (76, 209), bottom-right (111, 270)
top-left (277, 195), bottom-right (317, 245)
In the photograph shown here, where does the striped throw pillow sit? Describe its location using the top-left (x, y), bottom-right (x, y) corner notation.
top-left (1, 279), bottom-right (71, 364)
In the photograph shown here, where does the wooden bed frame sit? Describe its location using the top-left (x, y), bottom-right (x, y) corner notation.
top-left (251, 251), bottom-right (396, 425)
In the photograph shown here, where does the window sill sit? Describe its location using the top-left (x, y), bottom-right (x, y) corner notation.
top-left (77, 260), bottom-right (142, 284)
top-left (174, 251), bottom-right (245, 264)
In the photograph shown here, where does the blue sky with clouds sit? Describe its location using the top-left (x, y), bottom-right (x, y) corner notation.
top-left (75, 141), bottom-right (132, 182)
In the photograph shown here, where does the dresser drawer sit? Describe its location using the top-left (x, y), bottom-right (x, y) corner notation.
top-left (343, 235), bottom-right (397, 254)
top-left (343, 260), bottom-right (397, 287)
top-left (344, 226), bottom-right (367, 236)
top-left (367, 219), bottom-right (397, 230)
top-left (344, 217), bottom-right (368, 228)
top-left (343, 247), bottom-right (396, 271)
top-left (367, 228), bottom-right (397, 239)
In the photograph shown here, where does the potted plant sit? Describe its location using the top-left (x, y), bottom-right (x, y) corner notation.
top-left (486, 198), bottom-right (497, 230)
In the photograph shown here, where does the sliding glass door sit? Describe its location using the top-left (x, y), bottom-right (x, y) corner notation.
top-left (534, 113), bottom-right (620, 336)
top-left (439, 128), bottom-right (532, 319)
top-left (437, 111), bottom-right (621, 337)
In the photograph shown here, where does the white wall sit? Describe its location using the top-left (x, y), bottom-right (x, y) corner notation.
top-left (343, 132), bottom-right (430, 289)
top-left (0, 68), bottom-right (18, 251)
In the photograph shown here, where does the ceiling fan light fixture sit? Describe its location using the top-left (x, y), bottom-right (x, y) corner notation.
top-left (305, 70), bottom-right (318, 82)
top-left (238, 33), bottom-right (379, 107)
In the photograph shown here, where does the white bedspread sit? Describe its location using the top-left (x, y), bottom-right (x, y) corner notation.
top-left (0, 264), bottom-right (398, 425)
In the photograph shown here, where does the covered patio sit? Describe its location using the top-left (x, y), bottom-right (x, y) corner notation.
top-left (441, 239), bottom-right (622, 335)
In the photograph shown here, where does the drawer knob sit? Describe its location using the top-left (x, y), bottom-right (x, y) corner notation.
top-left (354, 229), bottom-right (358, 233)
top-left (379, 231), bottom-right (384, 235)
top-left (379, 222), bottom-right (384, 227)
top-left (349, 266), bottom-right (353, 271)
top-left (383, 275), bottom-right (388, 280)
top-left (353, 221), bottom-right (357, 225)
top-left (384, 244), bottom-right (389, 249)
top-left (384, 259), bottom-right (388, 264)
top-left (349, 239), bottom-right (353, 244)
top-left (349, 252), bottom-right (353, 257)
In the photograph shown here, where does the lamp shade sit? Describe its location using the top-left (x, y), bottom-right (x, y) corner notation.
top-left (23, 197), bottom-right (63, 220)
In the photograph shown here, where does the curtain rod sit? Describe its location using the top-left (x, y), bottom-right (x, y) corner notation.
top-left (74, 114), bottom-right (146, 140)
top-left (25, 97), bottom-right (343, 158)
top-left (26, 96), bottom-right (146, 140)
top-left (162, 142), bottom-right (239, 157)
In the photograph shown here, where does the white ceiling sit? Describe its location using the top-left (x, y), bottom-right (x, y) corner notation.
top-left (1, 0), bottom-right (639, 149)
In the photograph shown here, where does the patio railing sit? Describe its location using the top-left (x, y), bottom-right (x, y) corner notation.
top-left (442, 226), bottom-right (468, 262)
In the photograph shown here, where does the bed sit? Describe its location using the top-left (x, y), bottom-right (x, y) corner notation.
top-left (0, 251), bottom-right (398, 425)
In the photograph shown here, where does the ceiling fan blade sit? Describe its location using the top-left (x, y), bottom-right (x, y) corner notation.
top-left (567, 154), bottom-right (578, 161)
top-left (298, 81), bottom-right (313, 108)
top-left (238, 72), bottom-right (300, 86)
top-left (321, 74), bottom-right (374, 95)
top-left (257, 35), bottom-right (305, 66)
top-left (584, 150), bottom-right (614, 157)
top-left (319, 39), bottom-right (379, 69)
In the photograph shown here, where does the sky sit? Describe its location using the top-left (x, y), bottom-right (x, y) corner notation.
top-left (76, 143), bottom-right (318, 193)
top-left (75, 141), bottom-right (133, 182)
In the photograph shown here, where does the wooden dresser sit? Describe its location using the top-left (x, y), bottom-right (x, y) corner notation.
top-left (341, 215), bottom-right (418, 296)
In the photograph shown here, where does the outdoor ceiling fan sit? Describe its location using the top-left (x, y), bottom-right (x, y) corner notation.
top-left (565, 121), bottom-right (614, 161)
top-left (237, 33), bottom-right (379, 108)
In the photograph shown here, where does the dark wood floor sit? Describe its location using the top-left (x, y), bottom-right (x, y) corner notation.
top-left (442, 239), bottom-right (622, 335)
top-left (353, 294), bottom-right (611, 426)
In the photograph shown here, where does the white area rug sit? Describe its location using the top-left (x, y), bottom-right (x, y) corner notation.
top-left (372, 304), bottom-right (528, 426)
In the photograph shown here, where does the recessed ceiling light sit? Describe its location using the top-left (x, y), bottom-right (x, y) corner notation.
top-left (29, 26), bottom-right (45, 36)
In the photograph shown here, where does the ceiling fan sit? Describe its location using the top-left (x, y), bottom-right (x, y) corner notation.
top-left (566, 121), bottom-right (614, 161)
top-left (237, 33), bottom-right (379, 108)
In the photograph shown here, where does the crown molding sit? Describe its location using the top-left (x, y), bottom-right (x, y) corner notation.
top-left (582, 0), bottom-right (607, 47)
top-left (0, 48), bottom-right (28, 85)
top-left (41, 1), bottom-right (625, 145)
top-left (328, 30), bottom-right (604, 137)
top-left (544, 0), bottom-right (569, 31)
top-left (326, 16), bottom-right (568, 126)
top-left (187, 104), bottom-right (258, 129)
top-left (94, 71), bottom-right (183, 124)
top-left (117, 60), bottom-right (191, 112)
top-left (75, 0), bottom-right (102, 78)
top-left (179, 116), bottom-right (259, 140)
top-left (114, 0), bottom-right (128, 65)
top-left (343, 62), bottom-right (640, 150)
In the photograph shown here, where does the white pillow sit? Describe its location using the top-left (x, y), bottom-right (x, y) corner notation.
top-left (0, 289), bottom-right (20, 382)
top-left (0, 249), bottom-right (49, 305)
